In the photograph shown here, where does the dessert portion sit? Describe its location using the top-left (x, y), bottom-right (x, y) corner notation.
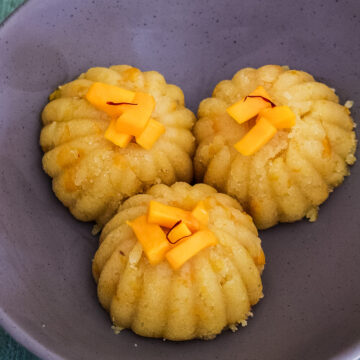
top-left (92, 182), bottom-right (265, 340)
top-left (40, 65), bottom-right (195, 227)
top-left (194, 65), bottom-right (357, 229)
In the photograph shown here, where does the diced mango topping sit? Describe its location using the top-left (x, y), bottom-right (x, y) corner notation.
top-left (115, 92), bottom-right (155, 137)
top-left (259, 106), bottom-right (296, 129)
top-left (127, 215), bottom-right (171, 265)
top-left (234, 117), bottom-right (277, 156)
top-left (191, 201), bottom-right (209, 227)
top-left (85, 82), bottom-right (136, 117)
top-left (85, 82), bottom-right (164, 150)
top-left (226, 86), bottom-right (274, 125)
top-left (147, 201), bottom-right (200, 232)
top-left (136, 118), bottom-right (165, 150)
top-left (104, 119), bottom-right (133, 148)
top-left (128, 201), bottom-right (217, 270)
top-left (165, 230), bottom-right (218, 270)
top-left (227, 87), bottom-right (296, 155)
top-left (167, 220), bottom-right (192, 244)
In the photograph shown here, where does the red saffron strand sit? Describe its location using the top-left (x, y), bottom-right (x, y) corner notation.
top-left (166, 220), bottom-right (192, 245)
top-left (244, 95), bottom-right (276, 108)
top-left (106, 101), bottom-right (138, 106)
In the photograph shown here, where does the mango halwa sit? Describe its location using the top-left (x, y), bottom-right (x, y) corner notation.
top-left (40, 66), bottom-right (196, 227)
top-left (194, 65), bottom-right (357, 229)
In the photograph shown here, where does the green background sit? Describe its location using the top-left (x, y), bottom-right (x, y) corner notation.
top-left (1, 2), bottom-right (38, 360)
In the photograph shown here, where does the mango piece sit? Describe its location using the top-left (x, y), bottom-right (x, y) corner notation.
top-left (127, 215), bottom-right (171, 265)
top-left (85, 82), bottom-right (136, 117)
top-left (165, 230), bottom-right (218, 270)
top-left (191, 201), bottom-right (209, 227)
top-left (147, 201), bottom-right (199, 232)
top-left (115, 92), bottom-right (155, 137)
top-left (234, 117), bottom-right (277, 156)
top-left (226, 86), bottom-right (274, 124)
top-left (167, 221), bottom-right (192, 244)
top-left (104, 119), bottom-right (132, 148)
top-left (136, 118), bottom-right (165, 150)
top-left (259, 106), bottom-right (296, 129)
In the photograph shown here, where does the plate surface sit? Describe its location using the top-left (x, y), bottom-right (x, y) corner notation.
top-left (0, 0), bottom-right (359, 359)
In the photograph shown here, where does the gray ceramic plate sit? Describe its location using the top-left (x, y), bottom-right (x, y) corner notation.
top-left (0, 0), bottom-right (359, 359)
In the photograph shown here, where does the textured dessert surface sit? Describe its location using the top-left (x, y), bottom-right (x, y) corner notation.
top-left (40, 66), bottom-right (196, 227)
top-left (194, 65), bottom-right (357, 229)
top-left (93, 182), bottom-right (264, 340)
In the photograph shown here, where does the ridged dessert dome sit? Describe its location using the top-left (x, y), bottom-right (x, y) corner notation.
top-left (93, 182), bottom-right (265, 340)
top-left (194, 65), bottom-right (357, 229)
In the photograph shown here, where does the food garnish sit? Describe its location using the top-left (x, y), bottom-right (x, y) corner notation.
top-left (128, 201), bottom-right (217, 269)
top-left (227, 86), bottom-right (296, 155)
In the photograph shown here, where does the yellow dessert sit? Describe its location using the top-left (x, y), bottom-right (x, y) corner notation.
top-left (92, 182), bottom-right (265, 340)
top-left (40, 65), bottom-right (196, 228)
top-left (194, 65), bottom-right (357, 229)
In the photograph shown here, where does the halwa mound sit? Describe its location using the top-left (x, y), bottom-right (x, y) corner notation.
top-left (194, 65), bottom-right (357, 229)
top-left (92, 182), bottom-right (265, 340)
top-left (40, 65), bottom-right (196, 227)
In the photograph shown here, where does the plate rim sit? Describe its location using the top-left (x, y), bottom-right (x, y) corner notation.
top-left (0, 1), bottom-right (359, 359)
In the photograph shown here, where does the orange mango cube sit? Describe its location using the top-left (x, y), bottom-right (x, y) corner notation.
top-left (166, 230), bottom-right (218, 270)
top-left (234, 117), bottom-right (277, 156)
top-left (127, 215), bottom-right (171, 265)
top-left (167, 221), bottom-right (192, 244)
top-left (136, 118), bottom-right (165, 150)
top-left (259, 106), bottom-right (296, 129)
top-left (226, 86), bottom-right (274, 124)
top-left (147, 201), bottom-right (199, 232)
top-left (104, 119), bottom-right (133, 148)
top-left (115, 92), bottom-right (155, 137)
